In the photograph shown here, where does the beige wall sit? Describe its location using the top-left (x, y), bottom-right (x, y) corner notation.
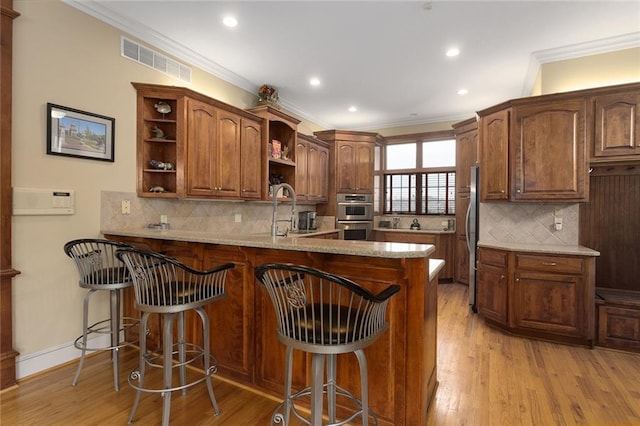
top-left (10, 0), bottom-right (639, 378)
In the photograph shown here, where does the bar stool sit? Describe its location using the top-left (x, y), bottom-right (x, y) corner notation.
top-left (116, 247), bottom-right (234, 426)
top-left (254, 263), bottom-right (400, 426)
top-left (64, 238), bottom-right (138, 391)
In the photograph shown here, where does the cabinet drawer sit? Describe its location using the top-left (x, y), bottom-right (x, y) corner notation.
top-left (516, 254), bottom-right (583, 274)
top-left (478, 248), bottom-right (508, 268)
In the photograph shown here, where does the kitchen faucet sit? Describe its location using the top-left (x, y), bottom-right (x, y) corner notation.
top-left (271, 183), bottom-right (296, 237)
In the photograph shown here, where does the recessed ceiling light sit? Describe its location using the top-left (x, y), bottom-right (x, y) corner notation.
top-left (309, 77), bottom-right (321, 86)
top-left (446, 47), bottom-right (460, 57)
top-left (457, 88), bottom-right (468, 96)
top-left (348, 106), bottom-right (357, 113)
top-left (223, 16), bottom-right (238, 27)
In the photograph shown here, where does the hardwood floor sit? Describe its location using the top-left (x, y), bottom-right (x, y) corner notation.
top-left (2, 283), bottom-right (639, 425)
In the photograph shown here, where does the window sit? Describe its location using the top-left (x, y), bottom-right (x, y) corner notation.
top-left (378, 131), bottom-right (456, 215)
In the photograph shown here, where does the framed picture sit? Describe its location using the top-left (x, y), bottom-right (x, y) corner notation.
top-left (46, 103), bottom-right (115, 162)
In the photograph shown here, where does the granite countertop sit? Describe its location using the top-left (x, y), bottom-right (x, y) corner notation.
top-left (478, 241), bottom-right (600, 257)
top-left (102, 228), bottom-right (435, 259)
top-left (374, 227), bottom-right (456, 234)
top-left (429, 259), bottom-right (446, 281)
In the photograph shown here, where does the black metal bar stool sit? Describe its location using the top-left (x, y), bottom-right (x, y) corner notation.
top-left (64, 238), bottom-right (139, 391)
top-left (254, 263), bottom-right (400, 426)
top-left (116, 247), bottom-right (234, 426)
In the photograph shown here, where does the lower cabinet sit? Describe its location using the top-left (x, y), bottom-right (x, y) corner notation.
top-left (477, 246), bottom-right (596, 346)
top-left (374, 231), bottom-right (454, 281)
top-left (596, 288), bottom-right (640, 352)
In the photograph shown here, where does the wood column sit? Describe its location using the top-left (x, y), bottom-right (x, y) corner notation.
top-left (1, 0), bottom-right (21, 390)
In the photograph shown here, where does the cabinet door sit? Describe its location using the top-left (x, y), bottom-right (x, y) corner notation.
top-left (476, 262), bottom-right (508, 324)
top-left (336, 141), bottom-right (374, 193)
top-left (216, 110), bottom-right (242, 198)
top-left (308, 143), bottom-right (329, 201)
top-left (456, 127), bottom-right (478, 194)
top-left (202, 246), bottom-right (254, 382)
top-left (480, 109), bottom-right (510, 201)
top-left (513, 271), bottom-right (585, 337)
top-left (186, 99), bottom-right (218, 197)
top-left (240, 118), bottom-right (262, 199)
top-left (295, 140), bottom-right (309, 199)
top-left (512, 99), bottom-right (587, 201)
top-left (592, 90), bottom-right (640, 159)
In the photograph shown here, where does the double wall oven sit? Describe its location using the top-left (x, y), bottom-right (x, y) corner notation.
top-left (336, 193), bottom-right (373, 240)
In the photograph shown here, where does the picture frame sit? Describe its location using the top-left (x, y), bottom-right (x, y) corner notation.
top-left (46, 103), bottom-right (115, 162)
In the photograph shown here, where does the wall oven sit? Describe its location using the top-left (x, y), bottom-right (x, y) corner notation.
top-left (336, 193), bottom-right (374, 240)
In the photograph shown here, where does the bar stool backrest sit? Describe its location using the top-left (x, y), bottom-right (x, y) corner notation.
top-left (64, 239), bottom-right (133, 290)
top-left (254, 263), bottom-right (400, 353)
top-left (116, 247), bottom-right (234, 314)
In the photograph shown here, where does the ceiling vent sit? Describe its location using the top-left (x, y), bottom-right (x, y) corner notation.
top-left (121, 36), bottom-right (191, 83)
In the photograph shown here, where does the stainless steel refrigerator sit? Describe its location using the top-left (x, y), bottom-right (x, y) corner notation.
top-left (466, 166), bottom-right (480, 312)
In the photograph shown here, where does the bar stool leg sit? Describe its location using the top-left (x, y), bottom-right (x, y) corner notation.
top-left (177, 311), bottom-right (187, 396)
top-left (128, 311), bottom-right (149, 424)
top-left (110, 289), bottom-right (121, 391)
top-left (72, 289), bottom-right (96, 387)
top-left (281, 345), bottom-right (294, 424)
top-left (355, 349), bottom-right (370, 426)
top-left (161, 313), bottom-right (175, 426)
top-left (196, 307), bottom-right (220, 415)
top-left (311, 353), bottom-right (325, 426)
top-left (327, 354), bottom-right (337, 423)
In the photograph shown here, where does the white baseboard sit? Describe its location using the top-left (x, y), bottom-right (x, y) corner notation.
top-left (16, 333), bottom-right (113, 380)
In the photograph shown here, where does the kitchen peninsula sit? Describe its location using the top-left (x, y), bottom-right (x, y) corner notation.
top-left (103, 228), bottom-right (442, 426)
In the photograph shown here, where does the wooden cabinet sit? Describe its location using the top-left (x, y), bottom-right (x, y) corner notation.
top-left (596, 288), bottom-right (640, 353)
top-left (478, 95), bottom-right (588, 202)
top-left (134, 83), bottom-right (263, 200)
top-left (590, 86), bottom-right (640, 162)
top-left (247, 105), bottom-right (300, 200)
top-left (453, 118), bottom-right (478, 284)
top-left (375, 231), bottom-right (454, 281)
top-left (476, 246), bottom-right (596, 346)
top-left (296, 133), bottom-right (329, 202)
top-left (479, 108), bottom-right (510, 201)
top-left (476, 247), bottom-right (508, 324)
top-left (511, 99), bottom-right (587, 201)
top-left (335, 141), bottom-right (375, 193)
top-left (133, 83), bottom-right (184, 198)
top-left (240, 118), bottom-right (262, 199)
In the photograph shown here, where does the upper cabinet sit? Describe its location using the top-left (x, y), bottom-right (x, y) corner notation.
top-left (246, 105), bottom-right (300, 200)
top-left (589, 86), bottom-right (640, 162)
top-left (477, 82), bottom-right (640, 203)
top-left (478, 95), bottom-right (588, 202)
top-left (296, 133), bottom-right (329, 202)
top-left (133, 83), bottom-right (184, 198)
top-left (133, 82), bottom-right (263, 200)
top-left (511, 98), bottom-right (587, 201)
top-left (453, 117), bottom-right (479, 195)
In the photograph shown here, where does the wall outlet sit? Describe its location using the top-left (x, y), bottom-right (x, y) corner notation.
top-left (235, 213), bottom-right (242, 223)
top-left (160, 214), bottom-right (168, 224)
top-left (121, 200), bottom-right (131, 214)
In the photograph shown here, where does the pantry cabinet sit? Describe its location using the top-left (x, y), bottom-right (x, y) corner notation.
top-left (453, 117), bottom-right (479, 284)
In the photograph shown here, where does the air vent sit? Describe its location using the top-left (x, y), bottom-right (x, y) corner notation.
top-left (121, 36), bottom-right (191, 83)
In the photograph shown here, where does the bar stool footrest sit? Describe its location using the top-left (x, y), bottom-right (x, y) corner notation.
top-left (73, 316), bottom-right (140, 352)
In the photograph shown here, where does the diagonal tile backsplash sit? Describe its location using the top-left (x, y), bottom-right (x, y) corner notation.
top-left (479, 202), bottom-right (579, 245)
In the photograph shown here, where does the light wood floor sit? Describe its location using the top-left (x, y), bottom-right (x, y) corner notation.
top-left (2, 283), bottom-right (639, 425)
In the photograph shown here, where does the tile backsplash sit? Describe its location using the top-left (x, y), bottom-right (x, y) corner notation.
top-left (480, 202), bottom-right (579, 245)
top-left (101, 191), bottom-right (332, 235)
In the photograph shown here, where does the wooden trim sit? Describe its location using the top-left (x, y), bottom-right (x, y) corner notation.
top-left (0, 0), bottom-right (20, 391)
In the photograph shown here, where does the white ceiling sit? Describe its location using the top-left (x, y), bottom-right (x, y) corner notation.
top-left (67, 1), bottom-right (640, 130)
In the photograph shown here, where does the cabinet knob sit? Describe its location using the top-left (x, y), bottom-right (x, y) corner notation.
top-left (516, 278), bottom-right (520, 283)
top-left (500, 190), bottom-right (505, 193)
top-left (500, 275), bottom-right (505, 280)
top-left (516, 189), bottom-right (521, 193)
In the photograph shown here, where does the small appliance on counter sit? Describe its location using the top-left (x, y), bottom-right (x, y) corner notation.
top-left (298, 211), bottom-right (317, 232)
top-left (410, 218), bottom-right (421, 230)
